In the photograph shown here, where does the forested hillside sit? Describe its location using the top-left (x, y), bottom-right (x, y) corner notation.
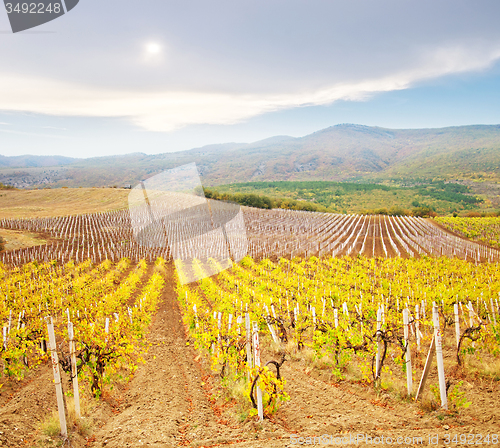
top-left (1, 124), bottom-right (499, 190)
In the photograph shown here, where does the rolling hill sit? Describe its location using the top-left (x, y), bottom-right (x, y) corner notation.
top-left (0, 154), bottom-right (78, 168)
top-left (1, 124), bottom-right (499, 189)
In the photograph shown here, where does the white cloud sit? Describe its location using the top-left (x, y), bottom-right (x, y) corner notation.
top-left (0, 128), bottom-right (66, 138)
top-left (41, 126), bottom-right (67, 131)
top-left (1, 42), bottom-right (499, 133)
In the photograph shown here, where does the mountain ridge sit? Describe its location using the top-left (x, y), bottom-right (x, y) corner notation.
top-left (0, 154), bottom-right (79, 168)
top-left (1, 123), bottom-right (499, 188)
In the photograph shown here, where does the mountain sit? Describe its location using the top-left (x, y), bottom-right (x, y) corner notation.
top-left (1, 124), bottom-right (499, 189)
top-left (196, 124), bottom-right (500, 184)
top-left (0, 154), bottom-right (78, 168)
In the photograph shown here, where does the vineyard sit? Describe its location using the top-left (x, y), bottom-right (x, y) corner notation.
top-left (177, 255), bottom-right (500, 407)
top-left (0, 256), bottom-right (170, 445)
top-left (0, 256), bottom-right (165, 395)
top-left (435, 216), bottom-right (500, 249)
top-left (0, 205), bottom-right (500, 447)
top-left (1, 207), bottom-right (499, 267)
top-left (244, 209), bottom-right (500, 261)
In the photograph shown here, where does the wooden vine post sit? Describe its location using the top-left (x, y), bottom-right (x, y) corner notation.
top-left (454, 303), bottom-right (460, 348)
top-left (193, 304), bottom-right (199, 329)
top-left (490, 298), bottom-right (497, 326)
top-left (2, 325), bottom-right (6, 350)
top-left (403, 308), bottom-right (412, 395)
top-left (252, 322), bottom-right (264, 421)
top-left (245, 313), bottom-right (252, 381)
top-left (46, 317), bottom-right (68, 437)
top-left (375, 307), bottom-right (382, 379)
top-left (68, 321), bottom-right (81, 419)
top-left (415, 305), bottom-right (448, 409)
top-left (433, 305), bottom-right (448, 409)
top-left (415, 304), bottom-right (421, 351)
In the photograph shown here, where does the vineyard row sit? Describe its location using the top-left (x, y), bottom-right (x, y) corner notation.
top-left (2, 206), bottom-right (500, 267)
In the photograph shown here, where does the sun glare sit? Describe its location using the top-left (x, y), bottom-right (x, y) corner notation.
top-left (146, 42), bottom-right (161, 54)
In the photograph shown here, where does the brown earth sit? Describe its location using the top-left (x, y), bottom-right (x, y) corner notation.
top-left (0, 188), bottom-right (128, 219)
top-left (0, 264), bottom-right (499, 448)
top-left (0, 228), bottom-right (47, 251)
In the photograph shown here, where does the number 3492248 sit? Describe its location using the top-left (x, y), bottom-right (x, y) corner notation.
top-left (5, 3), bottom-right (62, 14)
top-left (444, 434), bottom-right (499, 445)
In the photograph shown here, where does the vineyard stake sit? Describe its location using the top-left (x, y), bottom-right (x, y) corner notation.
top-left (236, 315), bottom-right (242, 335)
top-left (264, 305), bottom-right (279, 344)
top-left (403, 309), bottom-right (412, 395)
top-left (46, 317), bottom-right (68, 437)
top-left (245, 313), bottom-right (252, 381)
top-left (415, 330), bottom-right (435, 401)
top-left (433, 305), bottom-right (448, 409)
top-left (217, 312), bottom-right (222, 350)
top-left (415, 304), bottom-right (421, 351)
top-left (375, 307), bottom-right (382, 379)
top-left (467, 302), bottom-right (476, 348)
top-left (193, 304), bottom-right (199, 329)
top-left (7, 310), bottom-right (12, 336)
top-left (252, 322), bottom-right (264, 421)
top-left (68, 321), bottom-right (81, 419)
top-left (490, 298), bottom-right (497, 326)
top-left (454, 303), bottom-right (460, 348)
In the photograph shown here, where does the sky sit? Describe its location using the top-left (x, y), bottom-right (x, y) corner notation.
top-left (1, 0), bottom-right (500, 158)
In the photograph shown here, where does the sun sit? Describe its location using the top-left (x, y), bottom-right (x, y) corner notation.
top-left (146, 42), bottom-right (161, 54)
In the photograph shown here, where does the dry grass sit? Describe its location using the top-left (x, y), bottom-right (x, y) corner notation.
top-left (38, 395), bottom-right (94, 447)
top-left (462, 354), bottom-right (500, 381)
top-left (0, 228), bottom-right (47, 250)
top-left (66, 396), bottom-right (94, 437)
top-left (40, 411), bottom-right (61, 437)
top-left (0, 188), bottom-right (129, 219)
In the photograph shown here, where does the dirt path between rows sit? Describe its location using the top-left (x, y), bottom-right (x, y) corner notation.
top-left (90, 265), bottom-right (289, 448)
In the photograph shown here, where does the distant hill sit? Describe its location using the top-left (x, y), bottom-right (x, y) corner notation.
top-left (0, 154), bottom-right (78, 168)
top-left (1, 124), bottom-right (499, 189)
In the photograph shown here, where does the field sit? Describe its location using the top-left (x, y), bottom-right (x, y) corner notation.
top-left (0, 190), bottom-right (500, 447)
top-left (1, 204), bottom-right (499, 267)
top-left (0, 228), bottom-right (46, 251)
top-left (205, 180), bottom-right (488, 215)
top-left (435, 217), bottom-right (500, 249)
top-left (0, 188), bottom-right (128, 219)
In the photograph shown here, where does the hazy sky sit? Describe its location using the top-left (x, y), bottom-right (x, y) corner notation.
top-left (1, 0), bottom-right (500, 158)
